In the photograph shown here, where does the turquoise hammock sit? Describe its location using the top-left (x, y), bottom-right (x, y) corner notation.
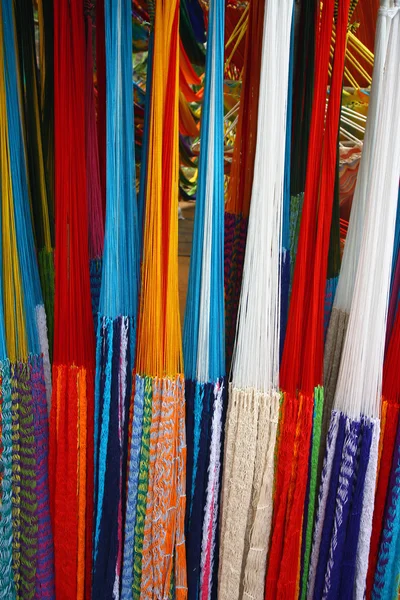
top-left (183, 0), bottom-right (225, 597)
top-left (92, 0), bottom-right (140, 596)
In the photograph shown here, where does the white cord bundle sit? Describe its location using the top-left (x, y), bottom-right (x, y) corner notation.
top-left (309, 5), bottom-right (400, 597)
top-left (336, 10), bottom-right (400, 595)
top-left (324, 0), bottom-right (393, 409)
top-left (218, 2), bottom-right (293, 598)
top-left (334, 0), bottom-right (400, 420)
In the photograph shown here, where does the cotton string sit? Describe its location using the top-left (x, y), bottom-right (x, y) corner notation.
top-left (122, 0), bottom-right (187, 597)
top-left (267, 0), bottom-right (350, 595)
top-left (92, 0), bottom-right (139, 595)
top-left (308, 4), bottom-right (400, 597)
top-left (323, 0), bottom-right (390, 427)
top-left (183, 0), bottom-right (225, 597)
top-left (49, 0), bottom-right (95, 596)
top-left (219, 2), bottom-right (293, 599)
top-left (223, 0), bottom-right (266, 373)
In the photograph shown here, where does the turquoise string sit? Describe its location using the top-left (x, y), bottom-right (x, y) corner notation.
top-left (100, 0), bottom-right (140, 320)
top-left (209, 0), bottom-right (225, 381)
top-left (183, 0), bottom-right (225, 382)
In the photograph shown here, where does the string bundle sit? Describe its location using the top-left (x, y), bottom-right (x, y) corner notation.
top-left (92, 0), bottom-right (140, 596)
top-left (324, 0), bottom-right (391, 428)
top-left (49, 0), bottom-right (95, 596)
top-left (308, 4), bottom-right (400, 597)
top-left (121, 1), bottom-right (187, 597)
top-left (183, 0), bottom-right (225, 597)
top-left (223, 0), bottom-right (265, 372)
top-left (219, 2), bottom-right (293, 599)
top-left (1, 3), bottom-right (400, 600)
top-left (267, 0), bottom-right (351, 596)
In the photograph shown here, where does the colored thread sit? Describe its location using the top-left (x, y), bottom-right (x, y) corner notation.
top-left (300, 386), bottom-right (324, 600)
top-left (132, 377), bottom-right (152, 599)
top-left (0, 361), bottom-right (15, 599)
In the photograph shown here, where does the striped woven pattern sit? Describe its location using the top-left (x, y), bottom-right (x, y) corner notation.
top-left (132, 376), bottom-right (152, 598)
top-left (30, 354), bottom-right (54, 598)
top-left (373, 420), bottom-right (400, 599)
top-left (121, 375), bottom-right (145, 600)
top-left (140, 377), bottom-right (162, 599)
top-left (0, 360), bottom-right (15, 599)
top-left (16, 361), bottom-right (38, 600)
top-left (11, 363), bottom-right (21, 597)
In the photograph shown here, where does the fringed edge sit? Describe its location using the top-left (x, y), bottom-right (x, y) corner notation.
top-left (218, 386), bottom-right (259, 600)
top-left (322, 417), bottom-right (361, 598)
top-left (132, 376), bottom-right (153, 599)
top-left (94, 316), bottom-right (113, 556)
top-left (200, 378), bottom-right (224, 600)
top-left (300, 386), bottom-right (324, 600)
top-left (77, 368), bottom-right (88, 600)
top-left (307, 410), bottom-right (340, 599)
top-left (276, 394), bottom-right (314, 599)
top-left (0, 360), bottom-right (16, 599)
top-left (242, 390), bottom-right (280, 600)
top-left (121, 375), bottom-right (145, 600)
top-left (29, 354), bottom-right (55, 599)
top-left (15, 361), bottom-right (38, 600)
top-left (174, 375), bottom-right (188, 600)
top-left (354, 417), bottom-right (380, 599)
top-left (372, 419), bottom-right (400, 599)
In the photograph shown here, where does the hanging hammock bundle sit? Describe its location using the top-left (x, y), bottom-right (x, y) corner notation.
top-left (92, 0), bottom-right (140, 595)
top-left (308, 4), bottom-right (400, 598)
top-left (121, 1), bottom-right (187, 598)
top-left (183, 0), bottom-right (225, 597)
top-left (223, 0), bottom-right (266, 373)
top-left (267, 0), bottom-right (351, 597)
top-left (49, 0), bottom-right (95, 597)
top-left (218, 2), bottom-right (293, 599)
top-left (324, 0), bottom-right (391, 437)
top-left (0, 0), bottom-right (54, 595)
